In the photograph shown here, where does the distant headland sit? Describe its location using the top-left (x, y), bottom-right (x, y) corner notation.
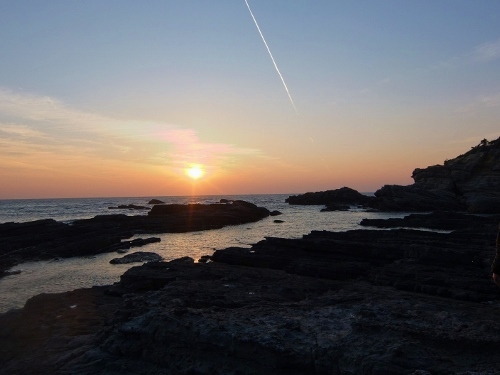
top-left (287, 137), bottom-right (500, 213)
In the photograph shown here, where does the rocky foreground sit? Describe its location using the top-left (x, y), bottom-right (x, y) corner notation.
top-left (1, 212), bottom-right (500, 374)
top-left (0, 200), bottom-right (271, 278)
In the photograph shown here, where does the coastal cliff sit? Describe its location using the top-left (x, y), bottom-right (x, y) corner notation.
top-left (287, 137), bottom-right (500, 213)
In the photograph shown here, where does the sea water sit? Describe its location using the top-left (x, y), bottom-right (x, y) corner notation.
top-left (0, 194), bottom-right (409, 312)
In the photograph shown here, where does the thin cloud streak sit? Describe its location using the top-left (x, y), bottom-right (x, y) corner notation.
top-left (244, 0), bottom-right (298, 114)
top-left (474, 38), bottom-right (500, 62)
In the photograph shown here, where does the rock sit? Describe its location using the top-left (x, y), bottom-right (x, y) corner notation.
top-left (219, 198), bottom-right (231, 203)
top-left (4, 222), bottom-right (500, 375)
top-left (287, 137), bottom-right (500, 213)
top-left (212, 212), bottom-right (500, 303)
top-left (109, 251), bottom-right (162, 264)
top-left (148, 200), bottom-right (270, 229)
top-left (371, 184), bottom-right (465, 211)
top-left (286, 186), bottom-right (373, 206)
top-left (270, 210), bottom-right (282, 216)
top-left (370, 137), bottom-right (500, 213)
top-left (198, 255), bottom-right (211, 263)
top-left (273, 219), bottom-right (284, 223)
top-left (147, 199), bottom-right (165, 204)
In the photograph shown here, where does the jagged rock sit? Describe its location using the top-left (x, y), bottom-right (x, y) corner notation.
top-left (147, 199), bottom-right (165, 204)
top-left (371, 137), bottom-right (500, 213)
top-left (109, 251), bottom-right (162, 264)
top-left (287, 138), bottom-right (500, 213)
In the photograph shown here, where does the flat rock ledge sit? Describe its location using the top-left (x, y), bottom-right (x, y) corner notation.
top-left (109, 251), bottom-right (163, 264)
top-left (2, 212), bottom-right (500, 374)
top-left (0, 200), bottom-right (270, 278)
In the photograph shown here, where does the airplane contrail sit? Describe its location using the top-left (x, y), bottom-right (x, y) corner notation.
top-left (244, 0), bottom-right (298, 114)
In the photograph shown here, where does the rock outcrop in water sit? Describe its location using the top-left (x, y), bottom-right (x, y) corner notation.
top-left (287, 137), bottom-right (500, 213)
top-left (286, 186), bottom-right (372, 206)
top-left (0, 200), bottom-right (270, 278)
top-left (2, 212), bottom-right (500, 374)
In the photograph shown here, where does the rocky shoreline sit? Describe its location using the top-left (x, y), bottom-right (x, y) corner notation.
top-left (1, 211), bottom-right (500, 374)
top-left (0, 200), bottom-right (271, 278)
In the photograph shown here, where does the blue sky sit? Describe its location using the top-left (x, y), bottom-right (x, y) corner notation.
top-left (1, 1), bottom-right (499, 198)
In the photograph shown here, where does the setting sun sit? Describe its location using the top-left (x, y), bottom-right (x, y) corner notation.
top-left (186, 165), bottom-right (204, 179)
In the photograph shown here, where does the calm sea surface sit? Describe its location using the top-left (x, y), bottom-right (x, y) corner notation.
top-left (0, 194), bottom-right (410, 312)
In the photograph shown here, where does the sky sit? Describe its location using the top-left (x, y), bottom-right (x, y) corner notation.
top-left (1, 0), bottom-right (499, 199)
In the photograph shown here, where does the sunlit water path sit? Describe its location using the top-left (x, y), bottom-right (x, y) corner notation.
top-left (0, 194), bottom-right (410, 312)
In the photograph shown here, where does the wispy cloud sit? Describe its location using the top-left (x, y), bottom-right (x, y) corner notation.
top-left (474, 38), bottom-right (500, 62)
top-left (0, 88), bottom-right (264, 173)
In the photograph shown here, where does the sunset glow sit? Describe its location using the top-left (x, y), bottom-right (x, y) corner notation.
top-left (0, 2), bottom-right (499, 199)
top-left (186, 165), bottom-right (205, 180)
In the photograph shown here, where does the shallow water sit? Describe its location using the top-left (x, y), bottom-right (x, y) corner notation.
top-left (0, 194), bottom-right (410, 312)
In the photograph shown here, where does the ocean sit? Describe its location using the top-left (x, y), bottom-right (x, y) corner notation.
top-left (0, 194), bottom-right (410, 312)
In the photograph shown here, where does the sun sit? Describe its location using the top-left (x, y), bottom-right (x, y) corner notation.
top-left (185, 165), bottom-right (205, 180)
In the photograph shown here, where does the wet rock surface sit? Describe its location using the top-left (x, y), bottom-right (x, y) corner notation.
top-left (109, 251), bottom-right (163, 264)
top-left (0, 200), bottom-right (270, 278)
top-left (2, 212), bottom-right (500, 374)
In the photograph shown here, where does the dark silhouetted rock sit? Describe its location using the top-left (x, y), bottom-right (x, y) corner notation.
top-left (370, 137), bottom-right (500, 213)
top-left (109, 251), bottom-right (162, 264)
top-left (286, 186), bottom-right (373, 206)
top-left (148, 199), bottom-right (165, 204)
top-left (273, 219), bottom-right (284, 223)
top-left (0, 201), bottom-right (270, 278)
top-left (270, 210), bottom-right (282, 216)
